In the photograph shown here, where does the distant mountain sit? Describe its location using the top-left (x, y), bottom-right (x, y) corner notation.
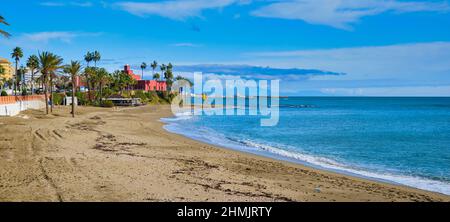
top-left (174, 64), bottom-right (344, 77)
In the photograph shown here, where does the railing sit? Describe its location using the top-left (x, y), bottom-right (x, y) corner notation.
top-left (0, 95), bottom-right (46, 105)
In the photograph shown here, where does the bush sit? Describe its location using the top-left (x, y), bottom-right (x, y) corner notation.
top-left (143, 91), bottom-right (160, 104)
top-left (51, 93), bottom-right (64, 105)
top-left (75, 91), bottom-right (88, 105)
top-left (168, 92), bottom-right (177, 102)
top-left (102, 88), bottom-right (113, 98)
top-left (1, 91), bottom-right (7, 96)
top-left (121, 91), bottom-right (132, 98)
top-left (21, 89), bottom-right (28, 96)
top-left (133, 90), bottom-right (148, 103)
top-left (157, 91), bottom-right (170, 104)
top-left (100, 100), bottom-right (114, 108)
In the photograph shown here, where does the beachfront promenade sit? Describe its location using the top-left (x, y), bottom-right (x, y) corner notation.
top-left (0, 95), bottom-right (46, 116)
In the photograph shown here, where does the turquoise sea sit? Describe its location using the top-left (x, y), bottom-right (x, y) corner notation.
top-left (162, 97), bottom-right (450, 195)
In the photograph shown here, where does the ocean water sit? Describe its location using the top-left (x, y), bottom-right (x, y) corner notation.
top-left (162, 97), bottom-right (450, 195)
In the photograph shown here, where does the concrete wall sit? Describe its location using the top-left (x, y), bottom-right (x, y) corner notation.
top-left (0, 96), bottom-right (46, 116)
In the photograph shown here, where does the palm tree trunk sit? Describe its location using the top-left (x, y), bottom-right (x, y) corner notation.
top-left (50, 76), bottom-right (54, 112)
top-left (100, 83), bottom-right (103, 104)
top-left (22, 71), bottom-right (25, 95)
top-left (14, 60), bottom-right (17, 95)
top-left (44, 75), bottom-right (49, 114)
top-left (85, 73), bottom-right (91, 104)
top-left (72, 75), bottom-right (75, 118)
top-left (31, 69), bottom-right (34, 95)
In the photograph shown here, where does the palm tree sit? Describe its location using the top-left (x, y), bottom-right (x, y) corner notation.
top-left (92, 68), bottom-right (109, 102)
top-left (18, 65), bottom-right (27, 95)
top-left (153, 73), bottom-right (160, 80)
top-left (84, 51), bottom-right (93, 67)
top-left (38, 52), bottom-right (63, 114)
top-left (160, 64), bottom-right (166, 81)
top-left (111, 70), bottom-right (125, 95)
top-left (49, 71), bottom-right (60, 112)
top-left (0, 66), bottom-right (6, 91)
top-left (111, 70), bottom-right (133, 95)
top-left (175, 75), bottom-right (193, 87)
top-left (140, 62), bottom-right (147, 80)
top-left (151, 60), bottom-right (157, 75)
top-left (166, 63), bottom-right (173, 76)
top-left (64, 61), bottom-right (82, 117)
top-left (36, 74), bottom-right (45, 92)
top-left (100, 69), bottom-right (110, 101)
top-left (164, 63), bottom-right (174, 89)
top-left (167, 62), bottom-right (173, 71)
top-left (92, 51), bottom-right (101, 68)
top-left (84, 52), bottom-right (93, 102)
top-left (11, 47), bottom-right (23, 95)
top-left (26, 55), bottom-right (39, 94)
top-left (0, 15), bottom-right (11, 38)
top-left (84, 66), bottom-right (96, 103)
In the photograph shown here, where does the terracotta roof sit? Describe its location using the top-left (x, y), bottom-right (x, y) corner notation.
top-left (0, 58), bottom-right (11, 64)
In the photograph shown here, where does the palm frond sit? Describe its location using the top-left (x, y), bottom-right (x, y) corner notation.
top-left (0, 15), bottom-right (9, 25)
top-left (0, 29), bottom-right (11, 38)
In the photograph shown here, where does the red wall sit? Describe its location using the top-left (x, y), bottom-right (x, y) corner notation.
top-left (136, 80), bottom-right (167, 92)
top-left (124, 65), bottom-right (167, 92)
top-left (124, 65), bottom-right (141, 81)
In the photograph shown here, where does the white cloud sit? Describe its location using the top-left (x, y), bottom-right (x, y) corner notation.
top-left (247, 41), bottom-right (450, 80)
top-left (0, 31), bottom-right (102, 50)
top-left (244, 41), bottom-right (450, 96)
top-left (40, 2), bottom-right (66, 7)
top-left (115, 0), bottom-right (238, 20)
top-left (251, 0), bottom-right (450, 30)
top-left (170, 42), bottom-right (203, 47)
top-left (40, 1), bottom-right (93, 7)
top-left (71, 1), bottom-right (93, 7)
top-left (23, 31), bottom-right (102, 43)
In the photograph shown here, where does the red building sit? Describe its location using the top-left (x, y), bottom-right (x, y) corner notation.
top-left (124, 64), bottom-right (142, 81)
top-left (123, 65), bottom-right (167, 92)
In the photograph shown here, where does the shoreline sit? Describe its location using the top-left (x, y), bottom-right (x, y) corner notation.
top-left (0, 105), bottom-right (449, 202)
top-left (162, 113), bottom-right (450, 196)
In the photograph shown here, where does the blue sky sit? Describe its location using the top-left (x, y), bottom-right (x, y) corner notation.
top-left (1, 0), bottom-right (450, 96)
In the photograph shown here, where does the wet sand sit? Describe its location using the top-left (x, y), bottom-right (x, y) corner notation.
top-left (0, 105), bottom-right (449, 202)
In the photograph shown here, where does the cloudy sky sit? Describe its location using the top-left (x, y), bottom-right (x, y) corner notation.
top-left (1, 0), bottom-right (450, 96)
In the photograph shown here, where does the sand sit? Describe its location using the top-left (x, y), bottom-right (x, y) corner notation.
top-left (0, 105), bottom-right (449, 202)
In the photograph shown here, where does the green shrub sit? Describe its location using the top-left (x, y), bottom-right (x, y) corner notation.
top-left (75, 91), bottom-right (88, 105)
top-left (51, 93), bottom-right (64, 105)
top-left (156, 91), bottom-right (169, 104)
top-left (121, 91), bottom-right (132, 98)
top-left (144, 91), bottom-right (162, 104)
top-left (102, 88), bottom-right (113, 98)
top-left (168, 92), bottom-right (177, 102)
top-left (101, 100), bottom-right (114, 108)
top-left (133, 90), bottom-right (148, 103)
top-left (1, 91), bottom-right (7, 96)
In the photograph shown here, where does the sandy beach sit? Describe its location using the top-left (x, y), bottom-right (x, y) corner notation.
top-left (0, 105), bottom-right (449, 202)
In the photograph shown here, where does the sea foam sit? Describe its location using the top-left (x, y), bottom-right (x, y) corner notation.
top-left (161, 115), bottom-right (450, 195)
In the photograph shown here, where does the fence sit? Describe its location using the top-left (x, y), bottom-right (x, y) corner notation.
top-left (0, 95), bottom-right (45, 105)
top-left (0, 95), bottom-right (46, 116)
